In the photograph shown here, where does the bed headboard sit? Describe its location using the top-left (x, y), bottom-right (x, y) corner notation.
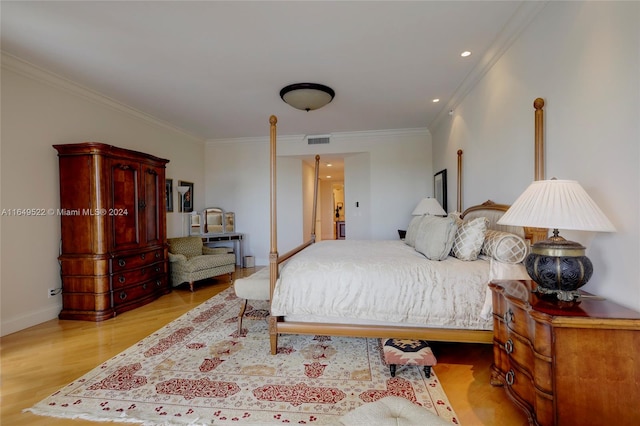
top-left (461, 200), bottom-right (523, 235)
top-left (461, 200), bottom-right (547, 244)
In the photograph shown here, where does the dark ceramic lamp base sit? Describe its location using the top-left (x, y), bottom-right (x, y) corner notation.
top-left (525, 236), bottom-right (594, 302)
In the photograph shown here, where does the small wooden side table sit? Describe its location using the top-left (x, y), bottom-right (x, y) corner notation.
top-left (490, 280), bottom-right (640, 426)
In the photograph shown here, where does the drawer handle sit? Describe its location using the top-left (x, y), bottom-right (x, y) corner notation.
top-left (505, 339), bottom-right (514, 354)
top-left (143, 283), bottom-right (148, 290)
top-left (504, 308), bottom-right (514, 324)
top-left (119, 291), bottom-right (127, 300)
top-left (505, 369), bottom-right (515, 386)
top-left (118, 259), bottom-right (126, 267)
top-left (118, 276), bottom-right (126, 284)
top-left (155, 252), bottom-right (161, 258)
top-left (155, 266), bottom-right (161, 273)
top-left (141, 253), bottom-right (146, 260)
top-left (156, 280), bottom-right (162, 287)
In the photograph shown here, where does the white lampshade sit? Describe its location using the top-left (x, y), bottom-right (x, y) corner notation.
top-left (411, 198), bottom-right (447, 216)
top-left (497, 179), bottom-right (615, 232)
top-left (177, 186), bottom-right (189, 194)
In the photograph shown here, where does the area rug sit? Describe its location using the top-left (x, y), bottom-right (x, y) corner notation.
top-left (25, 288), bottom-right (459, 425)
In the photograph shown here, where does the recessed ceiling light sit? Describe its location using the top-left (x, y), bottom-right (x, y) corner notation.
top-left (432, 99), bottom-right (440, 103)
top-left (461, 51), bottom-right (472, 57)
top-left (326, 163), bottom-right (333, 167)
top-left (326, 175), bottom-right (332, 179)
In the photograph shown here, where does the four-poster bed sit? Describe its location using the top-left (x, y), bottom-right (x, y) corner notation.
top-left (267, 100), bottom-right (547, 355)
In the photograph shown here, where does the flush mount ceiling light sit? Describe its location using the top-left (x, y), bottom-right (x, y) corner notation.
top-left (280, 83), bottom-right (335, 112)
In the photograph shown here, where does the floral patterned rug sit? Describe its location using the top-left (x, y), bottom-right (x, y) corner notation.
top-left (25, 288), bottom-right (458, 425)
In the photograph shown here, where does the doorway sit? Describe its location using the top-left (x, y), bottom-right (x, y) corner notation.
top-left (302, 155), bottom-right (345, 241)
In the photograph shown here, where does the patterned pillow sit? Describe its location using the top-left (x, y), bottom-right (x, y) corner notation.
top-left (404, 215), bottom-right (424, 247)
top-left (451, 217), bottom-right (488, 261)
top-left (414, 215), bottom-right (458, 261)
top-left (482, 230), bottom-right (529, 264)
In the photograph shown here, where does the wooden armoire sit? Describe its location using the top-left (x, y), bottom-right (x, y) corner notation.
top-left (54, 142), bottom-right (170, 321)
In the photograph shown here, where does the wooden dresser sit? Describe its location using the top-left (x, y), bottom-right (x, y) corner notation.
top-left (490, 280), bottom-right (640, 426)
top-left (54, 143), bottom-right (170, 321)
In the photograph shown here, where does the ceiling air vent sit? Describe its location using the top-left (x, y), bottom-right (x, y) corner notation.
top-left (307, 135), bottom-right (330, 145)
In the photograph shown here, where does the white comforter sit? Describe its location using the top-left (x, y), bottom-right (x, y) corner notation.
top-left (270, 240), bottom-right (496, 330)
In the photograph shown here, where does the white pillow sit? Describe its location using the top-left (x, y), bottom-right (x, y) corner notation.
top-left (482, 230), bottom-right (529, 264)
top-left (451, 216), bottom-right (488, 261)
top-left (414, 215), bottom-right (458, 261)
top-left (404, 215), bottom-right (424, 247)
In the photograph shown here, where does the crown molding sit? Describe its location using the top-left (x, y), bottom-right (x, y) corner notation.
top-left (1, 51), bottom-right (204, 143)
top-left (429, 1), bottom-right (548, 130)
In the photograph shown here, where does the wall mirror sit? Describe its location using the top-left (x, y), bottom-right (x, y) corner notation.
top-left (189, 207), bottom-right (235, 234)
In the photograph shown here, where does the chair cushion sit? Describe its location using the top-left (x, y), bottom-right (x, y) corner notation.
top-left (167, 236), bottom-right (204, 259)
top-left (187, 253), bottom-right (236, 272)
top-left (234, 267), bottom-right (270, 300)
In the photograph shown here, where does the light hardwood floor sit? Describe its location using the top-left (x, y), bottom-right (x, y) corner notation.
top-left (1, 268), bottom-right (528, 425)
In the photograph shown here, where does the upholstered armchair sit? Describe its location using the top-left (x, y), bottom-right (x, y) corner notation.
top-left (167, 236), bottom-right (236, 291)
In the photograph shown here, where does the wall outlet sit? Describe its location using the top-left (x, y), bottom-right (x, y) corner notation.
top-left (48, 288), bottom-right (57, 298)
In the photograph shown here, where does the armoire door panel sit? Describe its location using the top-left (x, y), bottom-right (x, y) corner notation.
top-left (110, 159), bottom-right (140, 249)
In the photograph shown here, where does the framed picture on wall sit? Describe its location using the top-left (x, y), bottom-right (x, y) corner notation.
top-left (178, 181), bottom-right (194, 212)
top-left (434, 169), bottom-right (447, 212)
top-left (166, 179), bottom-right (174, 212)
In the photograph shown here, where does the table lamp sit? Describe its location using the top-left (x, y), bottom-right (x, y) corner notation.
top-left (411, 198), bottom-right (447, 216)
top-left (177, 186), bottom-right (190, 236)
top-left (497, 179), bottom-right (615, 301)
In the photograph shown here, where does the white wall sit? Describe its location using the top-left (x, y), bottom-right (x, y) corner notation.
top-left (0, 55), bottom-right (206, 336)
top-left (431, 1), bottom-right (640, 310)
top-left (205, 129), bottom-right (432, 265)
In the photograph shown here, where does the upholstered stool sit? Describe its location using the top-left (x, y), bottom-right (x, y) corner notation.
top-left (336, 396), bottom-right (451, 426)
top-left (381, 338), bottom-right (437, 378)
top-left (233, 267), bottom-right (270, 334)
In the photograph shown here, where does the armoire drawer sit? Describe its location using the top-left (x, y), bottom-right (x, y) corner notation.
top-left (113, 277), bottom-right (166, 307)
top-left (111, 261), bottom-right (165, 289)
top-left (111, 249), bottom-right (164, 272)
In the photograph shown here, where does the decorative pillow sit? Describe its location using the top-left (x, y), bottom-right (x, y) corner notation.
top-left (482, 230), bottom-right (529, 264)
top-left (404, 215), bottom-right (424, 247)
top-left (414, 215), bottom-right (458, 261)
top-left (451, 217), bottom-right (488, 261)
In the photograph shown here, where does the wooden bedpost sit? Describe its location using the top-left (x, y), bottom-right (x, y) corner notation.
top-left (525, 98), bottom-right (549, 244)
top-left (310, 155), bottom-right (320, 243)
top-left (269, 115), bottom-right (279, 355)
top-left (534, 98), bottom-right (545, 181)
top-left (456, 149), bottom-right (463, 212)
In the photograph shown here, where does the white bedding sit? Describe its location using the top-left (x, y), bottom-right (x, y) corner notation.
top-left (271, 240), bottom-right (513, 330)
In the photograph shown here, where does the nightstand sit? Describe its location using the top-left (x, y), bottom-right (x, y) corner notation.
top-left (489, 280), bottom-right (640, 426)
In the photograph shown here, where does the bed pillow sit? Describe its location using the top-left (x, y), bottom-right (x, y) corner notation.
top-left (451, 216), bottom-right (488, 261)
top-left (481, 230), bottom-right (529, 264)
top-left (413, 215), bottom-right (458, 261)
top-left (404, 215), bottom-right (424, 247)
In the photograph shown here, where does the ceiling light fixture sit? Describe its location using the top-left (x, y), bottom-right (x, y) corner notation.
top-left (432, 99), bottom-right (440, 103)
top-left (461, 51), bottom-right (472, 57)
top-left (280, 83), bottom-right (335, 111)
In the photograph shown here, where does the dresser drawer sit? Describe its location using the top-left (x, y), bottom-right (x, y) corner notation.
top-left (505, 330), bottom-right (535, 372)
top-left (111, 261), bottom-right (164, 289)
top-left (111, 248), bottom-right (164, 272)
top-left (113, 277), bottom-right (166, 307)
top-left (504, 300), bottom-right (532, 339)
top-left (504, 361), bottom-right (535, 412)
